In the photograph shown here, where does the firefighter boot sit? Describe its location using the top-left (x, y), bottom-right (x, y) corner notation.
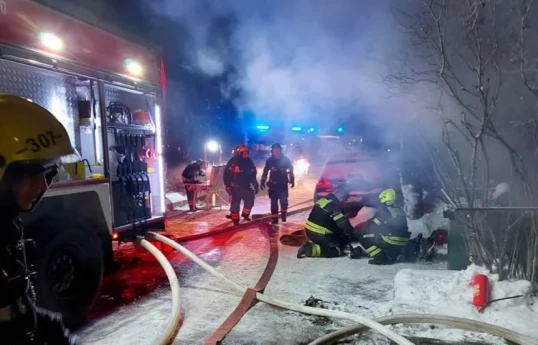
top-left (271, 213), bottom-right (279, 225)
top-left (297, 242), bottom-right (320, 259)
top-left (281, 211), bottom-right (287, 223)
top-left (242, 211), bottom-right (251, 221)
top-left (368, 250), bottom-right (394, 265)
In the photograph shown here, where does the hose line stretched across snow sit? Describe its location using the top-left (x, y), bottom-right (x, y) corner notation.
top-left (308, 314), bottom-right (538, 345)
top-left (137, 237), bottom-right (183, 345)
top-left (149, 232), bottom-right (414, 345)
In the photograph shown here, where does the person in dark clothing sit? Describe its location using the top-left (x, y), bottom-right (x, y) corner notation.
top-left (351, 188), bottom-right (411, 265)
top-left (0, 95), bottom-right (77, 344)
top-left (260, 143), bottom-right (295, 224)
top-left (297, 188), bottom-right (354, 258)
top-left (181, 159), bottom-right (207, 212)
top-left (223, 145), bottom-right (259, 225)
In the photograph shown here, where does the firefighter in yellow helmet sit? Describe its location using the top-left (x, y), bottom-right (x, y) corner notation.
top-left (352, 188), bottom-right (411, 265)
top-left (0, 95), bottom-right (78, 344)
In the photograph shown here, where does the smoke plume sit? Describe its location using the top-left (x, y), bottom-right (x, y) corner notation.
top-left (150, 0), bottom-right (428, 136)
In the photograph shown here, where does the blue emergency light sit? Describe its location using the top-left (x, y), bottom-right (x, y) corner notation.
top-left (337, 127), bottom-right (344, 133)
top-left (256, 125), bottom-right (270, 130)
top-left (309, 127), bottom-right (316, 132)
top-left (291, 126), bottom-right (302, 132)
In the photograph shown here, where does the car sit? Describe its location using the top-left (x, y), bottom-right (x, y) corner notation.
top-left (313, 149), bottom-right (401, 207)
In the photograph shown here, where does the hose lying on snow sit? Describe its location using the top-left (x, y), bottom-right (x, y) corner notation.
top-left (149, 232), bottom-right (414, 345)
top-left (308, 314), bottom-right (538, 345)
top-left (137, 237), bottom-right (183, 345)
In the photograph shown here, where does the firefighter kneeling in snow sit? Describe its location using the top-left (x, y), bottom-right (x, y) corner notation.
top-left (352, 188), bottom-right (411, 265)
top-left (223, 145), bottom-right (259, 225)
top-left (297, 188), bottom-right (354, 258)
top-left (0, 95), bottom-right (76, 344)
top-left (181, 159), bottom-right (207, 212)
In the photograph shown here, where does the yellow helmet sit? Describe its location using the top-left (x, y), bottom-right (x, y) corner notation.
top-left (379, 188), bottom-right (396, 204)
top-left (0, 94), bottom-right (79, 180)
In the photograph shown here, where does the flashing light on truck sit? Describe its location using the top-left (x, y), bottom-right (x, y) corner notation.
top-left (39, 32), bottom-right (63, 51)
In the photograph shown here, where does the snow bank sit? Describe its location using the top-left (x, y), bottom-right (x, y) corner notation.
top-left (392, 265), bottom-right (537, 340)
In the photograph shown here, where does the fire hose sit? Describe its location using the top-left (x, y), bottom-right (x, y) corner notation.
top-left (146, 232), bottom-right (414, 345)
top-left (139, 232), bottom-right (538, 345)
top-left (136, 238), bottom-right (183, 345)
top-left (307, 314), bottom-right (538, 345)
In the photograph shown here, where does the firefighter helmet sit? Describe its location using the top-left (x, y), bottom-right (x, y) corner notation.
top-left (379, 188), bottom-right (397, 205)
top-left (235, 144), bottom-right (249, 157)
top-left (0, 94), bottom-right (79, 181)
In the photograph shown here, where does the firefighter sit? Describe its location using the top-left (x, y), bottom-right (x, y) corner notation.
top-left (0, 95), bottom-right (77, 344)
top-left (352, 188), bottom-right (411, 265)
top-left (297, 188), bottom-right (354, 258)
top-left (223, 145), bottom-right (259, 225)
top-left (260, 143), bottom-right (295, 224)
top-left (181, 159), bottom-right (207, 212)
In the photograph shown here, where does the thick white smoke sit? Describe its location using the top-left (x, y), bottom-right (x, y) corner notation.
top-left (151, 0), bottom-right (428, 135)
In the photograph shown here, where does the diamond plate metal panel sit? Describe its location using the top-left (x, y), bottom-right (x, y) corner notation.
top-left (0, 59), bottom-right (80, 148)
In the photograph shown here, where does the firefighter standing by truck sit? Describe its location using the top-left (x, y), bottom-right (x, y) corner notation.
top-left (181, 159), bottom-right (207, 212)
top-left (0, 95), bottom-right (76, 344)
top-left (260, 143), bottom-right (295, 224)
top-left (297, 187), bottom-right (355, 258)
top-left (351, 188), bottom-right (411, 265)
top-left (223, 145), bottom-right (259, 225)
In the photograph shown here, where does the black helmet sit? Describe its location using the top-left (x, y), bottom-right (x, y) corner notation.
top-left (271, 143), bottom-right (282, 150)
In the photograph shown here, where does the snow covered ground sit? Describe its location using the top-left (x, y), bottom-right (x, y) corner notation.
top-left (392, 266), bottom-right (537, 344)
top-left (77, 208), bottom-right (536, 345)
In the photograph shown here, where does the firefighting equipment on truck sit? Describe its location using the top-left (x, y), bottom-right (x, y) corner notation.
top-left (297, 190), bottom-right (355, 258)
top-left (223, 148), bottom-right (259, 224)
top-left (111, 129), bottom-right (153, 226)
top-left (261, 143), bottom-right (295, 224)
top-left (0, 95), bottom-right (79, 182)
top-left (182, 159), bottom-right (207, 212)
top-left (352, 188), bottom-right (411, 265)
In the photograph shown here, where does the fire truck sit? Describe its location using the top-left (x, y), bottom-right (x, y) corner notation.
top-left (0, 0), bottom-right (167, 328)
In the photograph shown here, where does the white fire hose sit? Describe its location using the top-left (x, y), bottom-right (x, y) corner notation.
top-left (142, 232), bottom-right (538, 345)
top-left (147, 232), bottom-right (414, 345)
top-left (136, 237), bottom-right (182, 345)
top-left (308, 314), bottom-right (538, 345)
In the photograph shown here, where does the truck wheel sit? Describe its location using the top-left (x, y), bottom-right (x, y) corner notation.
top-left (35, 228), bottom-right (104, 329)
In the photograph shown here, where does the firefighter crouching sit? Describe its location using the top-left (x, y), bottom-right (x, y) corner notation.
top-left (223, 145), bottom-right (259, 225)
top-left (181, 159), bottom-right (207, 212)
top-left (260, 143), bottom-right (294, 224)
top-left (0, 95), bottom-right (77, 344)
top-left (297, 188), bottom-right (354, 258)
top-left (352, 188), bottom-right (411, 265)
